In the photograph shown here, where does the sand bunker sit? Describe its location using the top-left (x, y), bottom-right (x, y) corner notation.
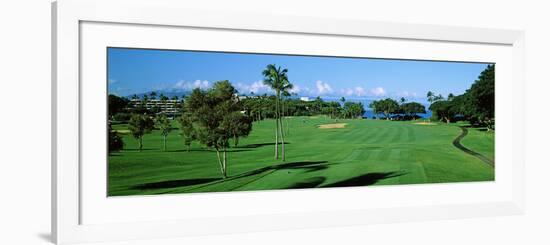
top-left (413, 122), bottom-right (437, 126)
top-left (318, 123), bottom-right (348, 129)
top-left (115, 129), bottom-right (131, 134)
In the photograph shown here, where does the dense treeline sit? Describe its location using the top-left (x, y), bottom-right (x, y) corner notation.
top-left (368, 98), bottom-right (426, 120)
top-left (428, 64), bottom-right (495, 129)
top-left (108, 93), bottom-right (367, 123)
top-left (241, 95), bottom-right (365, 120)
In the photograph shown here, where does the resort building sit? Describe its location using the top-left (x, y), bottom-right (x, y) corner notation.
top-left (128, 99), bottom-right (182, 118)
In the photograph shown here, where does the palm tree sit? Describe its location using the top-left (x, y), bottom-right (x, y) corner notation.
top-left (427, 91), bottom-right (434, 103)
top-left (262, 64), bottom-right (293, 161)
top-left (278, 80), bottom-right (293, 161)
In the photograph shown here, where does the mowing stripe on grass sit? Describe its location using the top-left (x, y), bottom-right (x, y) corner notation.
top-left (405, 124), bottom-right (416, 143)
top-left (390, 124), bottom-right (405, 144)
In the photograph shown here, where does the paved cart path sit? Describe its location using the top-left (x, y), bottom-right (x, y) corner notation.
top-left (452, 126), bottom-right (495, 167)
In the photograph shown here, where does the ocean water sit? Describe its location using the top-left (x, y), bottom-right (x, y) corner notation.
top-left (320, 97), bottom-right (433, 119)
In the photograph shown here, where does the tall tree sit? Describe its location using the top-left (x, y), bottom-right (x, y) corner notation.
top-left (262, 64), bottom-right (292, 161)
top-left (429, 100), bottom-right (455, 124)
top-left (401, 102), bottom-right (426, 118)
top-left (186, 80), bottom-right (253, 178)
top-left (464, 64), bottom-right (495, 130)
top-left (377, 98), bottom-right (399, 120)
top-left (329, 101), bottom-right (341, 119)
top-left (342, 102), bottom-right (365, 119)
top-left (427, 91), bottom-right (435, 103)
top-left (226, 112), bottom-right (253, 147)
top-left (369, 100), bottom-right (380, 119)
top-left (155, 114), bottom-right (172, 151)
top-left (178, 111), bottom-right (196, 152)
top-left (128, 114), bottom-right (154, 152)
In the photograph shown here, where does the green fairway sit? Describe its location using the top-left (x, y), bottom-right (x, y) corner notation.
top-left (108, 116), bottom-right (494, 196)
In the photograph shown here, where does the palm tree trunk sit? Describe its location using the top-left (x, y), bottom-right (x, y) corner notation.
top-left (139, 136), bottom-right (143, 152)
top-left (274, 93), bottom-right (279, 159)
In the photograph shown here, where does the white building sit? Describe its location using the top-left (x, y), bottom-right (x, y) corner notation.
top-left (129, 99), bottom-right (181, 117)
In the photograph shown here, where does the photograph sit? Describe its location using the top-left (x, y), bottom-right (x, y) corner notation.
top-left (107, 47), bottom-right (495, 196)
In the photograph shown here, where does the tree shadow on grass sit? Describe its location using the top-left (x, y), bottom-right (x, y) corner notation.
top-left (124, 148), bottom-right (159, 152)
top-left (130, 160), bottom-right (332, 191)
top-left (234, 161), bottom-right (331, 179)
top-left (285, 176), bottom-right (327, 189)
top-left (132, 177), bottom-right (222, 190)
top-left (167, 149), bottom-right (252, 153)
top-left (321, 171), bottom-right (406, 188)
top-left (236, 142), bottom-right (291, 149)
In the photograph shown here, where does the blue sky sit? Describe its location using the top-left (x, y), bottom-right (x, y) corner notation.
top-left (107, 47), bottom-right (490, 102)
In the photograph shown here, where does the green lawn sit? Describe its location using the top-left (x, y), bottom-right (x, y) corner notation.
top-left (109, 116), bottom-right (494, 196)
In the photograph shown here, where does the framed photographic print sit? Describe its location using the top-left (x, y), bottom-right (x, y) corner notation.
top-left (52, 0), bottom-right (525, 244)
top-left (106, 48), bottom-right (496, 196)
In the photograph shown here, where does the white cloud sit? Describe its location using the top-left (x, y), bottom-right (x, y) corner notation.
top-left (173, 80), bottom-right (210, 90)
top-left (339, 86), bottom-right (369, 97)
top-left (235, 81), bottom-right (271, 94)
top-left (108, 78), bottom-right (117, 84)
top-left (354, 86), bottom-right (367, 96)
top-left (250, 81), bottom-right (270, 94)
top-left (341, 88), bottom-right (354, 96)
top-left (299, 86), bottom-right (314, 96)
top-left (370, 86), bottom-right (387, 96)
top-left (315, 80), bottom-right (333, 95)
top-left (289, 84), bottom-right (301, 94)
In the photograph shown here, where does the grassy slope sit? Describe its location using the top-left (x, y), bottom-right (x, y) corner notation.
top-left (109, 117), bottom-right (494, 196)
top-left (459, 127), bottom-right (495, 161)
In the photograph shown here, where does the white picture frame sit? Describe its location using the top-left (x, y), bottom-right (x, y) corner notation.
top-left (52, 0), bottom-right (525, 244)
